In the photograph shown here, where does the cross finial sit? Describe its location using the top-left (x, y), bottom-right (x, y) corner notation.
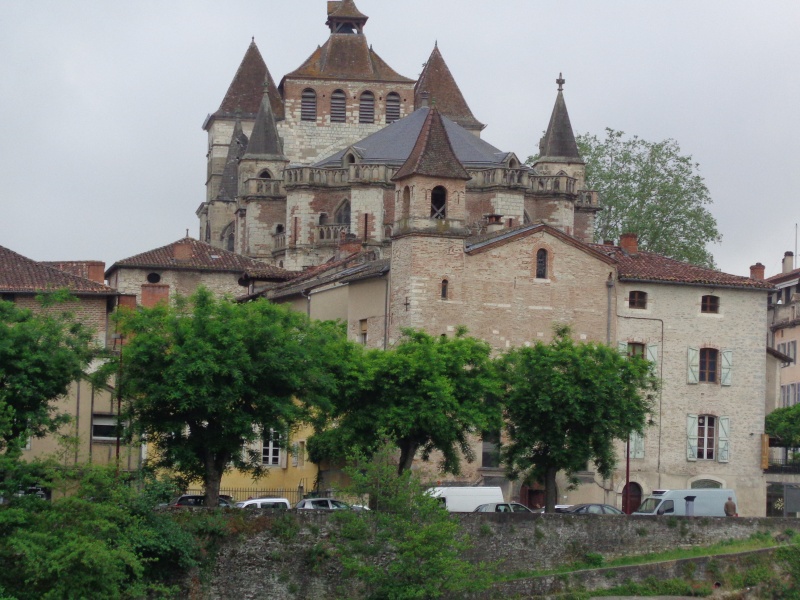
top-left (556, 72), bottom-right (565, 92)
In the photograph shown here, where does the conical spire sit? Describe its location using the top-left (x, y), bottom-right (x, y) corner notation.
top-left (414, 43), bottom-right (484, 132)
top-left (392, 107), bottom-right (471, 182)
top-left (244, 85), bottom-right (286, 160)
top-left (216, 120), bottom-right (248, 202)
top-left (538, 73), bottom-right (580, 160)
top-left (211, 40), bottom-right (284, 122)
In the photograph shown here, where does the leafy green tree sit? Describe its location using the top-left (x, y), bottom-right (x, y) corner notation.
top-left (308, 327), bottom-right (502, 475)
top-left (578, 128), bottom-right (720, 267)
top-left (766, 404), bottom-right (800, 448)
top-left (500, 326), bottom-right (658, 512)
top-left (331, 448), bottom-right (492, 599)
top-left (117, 287), bottom-right (353, 506)
top-left (0, 293), bottom-right (95, 459)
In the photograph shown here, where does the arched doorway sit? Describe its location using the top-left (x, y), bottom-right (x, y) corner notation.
top-left (622, 482), bottom-right (643, 514)
top-left (519, 482), bottom-right (547, 510)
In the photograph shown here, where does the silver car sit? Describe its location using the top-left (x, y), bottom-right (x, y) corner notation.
top-left (473, 502), bottom-right (533, 513)
top-left (296, 498), bottom-right (351, 510)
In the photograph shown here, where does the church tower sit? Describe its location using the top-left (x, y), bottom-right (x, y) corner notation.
top-left (389, 106), bottom-right (471, 337)
top-left (528, 74), bottom-right (599, 242)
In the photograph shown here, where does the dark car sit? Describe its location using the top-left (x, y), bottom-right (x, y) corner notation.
top-left (474, 502), bottom-right (533, 513)
top-left (168, 494), bottom-right (234, 508)
top-left (561, 503), bottom-right (623, 515)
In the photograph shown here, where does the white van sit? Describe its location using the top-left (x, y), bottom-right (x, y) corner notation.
top-left (428, 486), bottom-right (505, 512)
top-left (633, 489), bottom-right (737, 517)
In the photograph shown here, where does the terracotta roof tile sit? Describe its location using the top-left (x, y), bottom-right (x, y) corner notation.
top-left (392, 106), bottom-right (471, 181)
top-left (106, 238), bottom-right (292, 277)
top-left (0, 245), bottom-right (115, 295)
top-left (414, 44), bottom-right (484, 132)
top-left (767, 267), bottom-right (800, 284)
top-left (593, 245), bottom-right (773, 289)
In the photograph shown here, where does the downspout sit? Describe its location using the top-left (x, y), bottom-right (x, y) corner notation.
top-left (383, 274), bottom-right (390, 350)
top-left (606, 273), bottom-right (614, 345)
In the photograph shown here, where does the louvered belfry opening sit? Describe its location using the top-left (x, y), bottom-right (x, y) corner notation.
top-left (359, 91), bottom-right (374, 123)
top-left (301, 88), bottom-right (317, 121)
top-left (385, 92), bottom-right (400, 123)
top-left (331, 89), bottom-right (346, 123)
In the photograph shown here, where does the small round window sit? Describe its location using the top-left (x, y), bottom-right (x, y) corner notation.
top-left (146, 273), bottom-right (161, 284)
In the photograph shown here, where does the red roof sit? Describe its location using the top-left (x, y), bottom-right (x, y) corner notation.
top-left (594, 245), bottom-right (773, 289)
top-left (767, 267), bottom-right (800, 285)
top-left (0, 245), bottom-right (115, 295)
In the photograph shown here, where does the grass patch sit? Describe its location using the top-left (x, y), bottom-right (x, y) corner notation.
top-left (591, 576), bottom-right (712, 597)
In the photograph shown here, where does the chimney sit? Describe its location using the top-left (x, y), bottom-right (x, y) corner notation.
top-left (619, 233), bottom-right (638, 254)
top-left (87, 262), bottom-right (105, 284)
top-left (486, 214), bottom-right (504, 233)
top-left (173, 239), bottom-right (193, 261)
top-left (750, 263), bottom-right (765, 280)
top-left (783, 251), bottom-right (795, 274)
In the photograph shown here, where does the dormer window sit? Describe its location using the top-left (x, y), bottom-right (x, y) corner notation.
top-left (701, 295), bottom-right (719, 314)
top-left (430, 186), bottom-right (446, 219)
top-left (331, 90), bottom-right (346, 123)
top-left (359, 91), bottom-right (375, 124)
top-left (301, 89), bottom-right (317, 122)
top-left (535, 249), bottom-right (548, 279)
top-left (629, 291), bottom-right (647, 309)
top-left (386, 92), bottom-right (400, 123)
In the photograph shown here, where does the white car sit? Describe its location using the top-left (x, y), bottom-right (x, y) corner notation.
top-left (295, 498), bottom-right (351, 510)
top-left (474, 502), bottom-right (533, 513)
top-left (234, 497), bottom-right (291, 510)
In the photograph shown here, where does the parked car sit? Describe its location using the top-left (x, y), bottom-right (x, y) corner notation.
top-left (531, 504), bottom-right (573, 513)
top-left (474, 502), bottom-right (533, 513)
top-left (235, 497), bottom-right (291, 510)
top-left (561, 503), bottom-right (623, 515)
top-left (296, 498), bottom-right (351, 510)
top-left (168, 494), bottom-right (234, 508)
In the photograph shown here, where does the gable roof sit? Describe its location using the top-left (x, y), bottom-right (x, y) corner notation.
top-left (392, 106), bottom-right (471, 181)
top-left (414, 44), bottom-right (484, 132)
top-left (315, 107), bottom-right (514, 169)
top-left (106, 237), bottom-right (291, 278)
top-left (0, 245), bottom-right (115, 295)
top-left (538, 81), bottom-right (581, 161)
top-left (207, 40), bottom-right (284, 127)
top-left (594, 245), bottom-right (774, 290)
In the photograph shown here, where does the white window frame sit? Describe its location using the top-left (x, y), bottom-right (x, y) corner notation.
top-left (92, 414), bottom-right (117, 441)
top-left (262, 429), bottom-right (287, 468)
top-left (687, 414), bottom-right (730, 463)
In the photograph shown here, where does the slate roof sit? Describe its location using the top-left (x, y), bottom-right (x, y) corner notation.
top-left (208, 41), bottom-right (284, 125)
top-left (106, 238), bottom-right (290, 277)
top-left (285, 33), bottom-right (411, 83)
top-left (392, 106), bottom-right (471, 181)
top-left (265, 254), bottom-right (389, 301)
top-left (414, 44), bottom-right (484, 132)
top-left (315, 107), bottom-right (515, 169)
top-left (0, 245), bottom-right (115, 295)
top-left (538, 84), bottom-right (581, 161)
top-left (217, 121), bottom-right (248, 202)
top-left (593, 245), bottom-right (774, 290)
top-left (244, 92), bottom-right (286, 160)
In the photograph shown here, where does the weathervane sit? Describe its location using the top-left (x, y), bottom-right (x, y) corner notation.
top-left (556, 73), bottom-right (565, 92)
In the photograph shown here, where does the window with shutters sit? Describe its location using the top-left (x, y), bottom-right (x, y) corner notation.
top-left (688, 347), bottom-right (731, 385)
top-left (535, 249), bottom-right (548, 279)
top-left (629, 290), bottom-right (647, 309)
top-left (701, 295), bottom-right (720, 313)
top-left (627, 342), bottom-right (645, 358)
top-left (687, 414), bottom-right (730, 462)
top-left (386, 92), bottom-right (401, 123)
top-left (699, 348), bottom-right (718, 383)
top-left (430, 186), bottom-right (446, 219)
top-left (301, 88), bottom-right (317, 121)
top-left (330, 89), bottom-right (346, 123)
top-left (359, 91), bottom-right (375, 124)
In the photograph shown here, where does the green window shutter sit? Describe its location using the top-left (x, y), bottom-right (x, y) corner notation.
top-left (720, 350), bottom-right (733, 386)
top-left (687, 414), bottom-right (698, 461)
top-left (629, 431), bottom-right (645, 459)
top-left (687, 347), bottom-right (699, 384)
top-left (718, 416), bottom-right (730, 463)
top-left (618, 341), bottom-right (628, 356)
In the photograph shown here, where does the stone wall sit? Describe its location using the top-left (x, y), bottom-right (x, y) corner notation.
top-left (202, 511), bottom-right (797, 600)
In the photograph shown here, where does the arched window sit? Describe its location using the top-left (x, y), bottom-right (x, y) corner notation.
top-left (386, 92), bottom-right (400, 123)
top-left (258, 169), bottom-right (272, 179)
top-left (359, 91), bottom-right (375, 124)
top-left (330, 89), bottom-right (346, 123)
top-left (701, 295), bottom-right (720, 314)
top-left (441, 279), bottom-right (449, 300)
top-left (402, 186), bottom-right (411, 219)
top-left (301, 88), bottom-right (317, 122)
top-left (221, 222), bottom-right (235, 252)
top-left (629, 291), bottom-right (647, 309)
top-left (335, 200), bottom-right (351, 225)
top-left (430, 186), bottom-right (446, 219)
top-left (535, 249), bottom-right (548, 279)
top-left (691, 479), bottom-right (722, 489)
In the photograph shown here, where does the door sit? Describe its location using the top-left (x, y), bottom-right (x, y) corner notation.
top-left (622, 482), bottom-right (643, 514)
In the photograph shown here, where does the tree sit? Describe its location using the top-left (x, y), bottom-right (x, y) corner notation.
top-left (116, 288), bottom-right (353, 506)
top-left (0, 293), bottom-right (95, 459)
top-left (766, 404), bottom-right (800, 449)
top-left (577, 128), bottom-right (721, 268)
top-left (500, 326), bottom-right (658, 512)
top-left (308, 327), bottom-right (502, 476)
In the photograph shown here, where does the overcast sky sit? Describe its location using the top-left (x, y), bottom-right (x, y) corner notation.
top-left (1, 0), bottom-right (798, 279)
